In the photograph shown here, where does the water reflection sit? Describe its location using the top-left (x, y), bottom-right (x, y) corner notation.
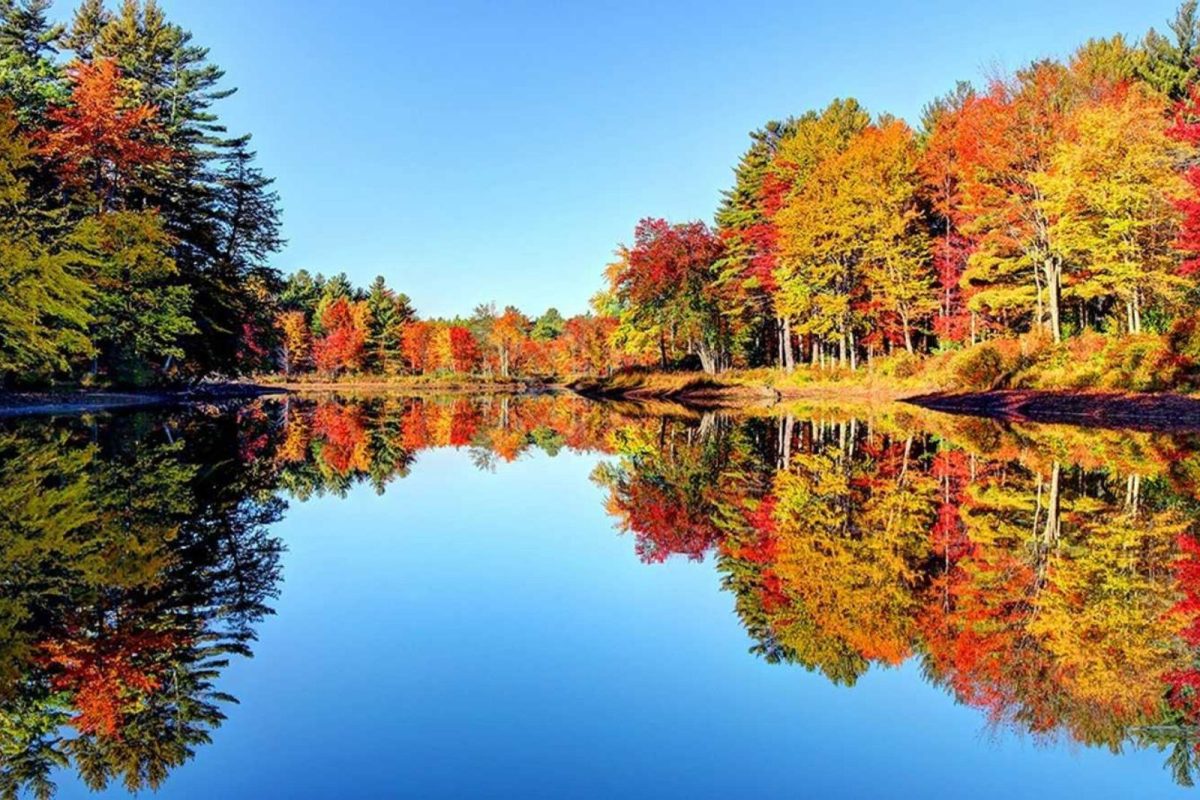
top-left (3, 394), bottom-right (1200, 794)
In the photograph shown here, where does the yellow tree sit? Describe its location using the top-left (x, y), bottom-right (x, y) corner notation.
top-left (849, 121), bottom-right (936, 355)
top-left (277, 310), bottom-right (310, 376)
top-left (1038, 86), bottom-right (1186, 333)
top-left (774, 100), bottom-right (870, 366)
top-left (777, 117), bottom-right (934, 362)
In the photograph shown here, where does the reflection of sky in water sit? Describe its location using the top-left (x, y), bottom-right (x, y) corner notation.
top-left (60, 444), bottom-right (1190, 800)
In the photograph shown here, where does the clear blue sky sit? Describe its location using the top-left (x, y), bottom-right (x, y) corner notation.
top-left (66, 0), bottom-right (1182, 318)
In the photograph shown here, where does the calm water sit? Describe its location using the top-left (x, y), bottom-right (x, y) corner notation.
top-left (2, 393), bottom-right (1200, 798)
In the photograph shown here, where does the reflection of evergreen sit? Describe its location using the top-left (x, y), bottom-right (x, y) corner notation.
top-left (0, 411), bottom-right (285, 798)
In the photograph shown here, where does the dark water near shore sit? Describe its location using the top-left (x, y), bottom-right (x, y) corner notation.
top-left (2, 393), bottom-right (1199, 798)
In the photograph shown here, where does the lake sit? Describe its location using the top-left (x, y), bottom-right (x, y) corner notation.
top-left (1, 392), bottom-right (1198, 799)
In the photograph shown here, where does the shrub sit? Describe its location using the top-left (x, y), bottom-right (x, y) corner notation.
top-left (951, 343), bottom-right (1006, 391)
top-left (879, 351), bottom-right (921, 379)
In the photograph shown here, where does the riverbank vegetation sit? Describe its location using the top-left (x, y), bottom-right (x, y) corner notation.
top-left (0, 0), bottom-right (284, 388)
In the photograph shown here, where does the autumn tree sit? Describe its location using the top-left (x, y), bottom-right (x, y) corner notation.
top-left (773, 99), bottom-right (870, 366)
top-left (715, 118), bottom-right (799, 368)
top-left (313, 297), bottom-right (368, 375)
top-left (489, 306), bottom-right (529, 378)
top-left (778, 119), bottom-right (934, 360)
top-left (919, 81), bottom-right (980, 344)
top-left (40, 57), bottom-right (172, 213)
top-left (277, 309), bottom-right (310, 377)
top-left (609, 218), bottom-right (727, 373)
top-left (447, 325), bottom-right (480, 373)
top-left (401, 319), bottom-right (432, 374)
top-left (1039, 85), bottom-right (1186, 333)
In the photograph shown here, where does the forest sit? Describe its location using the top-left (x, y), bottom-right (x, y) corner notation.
top-left (600, 1), bottom-right (1200, 390)
top-left (10, 1), bottom-right (1200, 390)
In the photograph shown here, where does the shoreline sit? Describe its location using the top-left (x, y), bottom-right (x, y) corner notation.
top-left (7, 378), bottom-right (1200, 432)
top-left (903, 390), bottom-right (1200, 431)
top-left (0, 384), bottom-right (287, 418)
top-left (567, 372), bottom-right (1200, 431)
top-left (272, 379), bottom-right (549, 394)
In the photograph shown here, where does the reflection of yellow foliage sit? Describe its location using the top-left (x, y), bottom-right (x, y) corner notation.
top-left (277, 417), bottom-right (310, 463)
top-left (770, 440), bottom-right (937, 666)
top-left (1030, 504), bottom-right (1190, 723)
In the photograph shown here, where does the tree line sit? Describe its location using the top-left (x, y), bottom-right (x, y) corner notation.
top-left (599, 2), bottom-right (1200, 375)
top-left (269, 271), bottom-right (627, 381)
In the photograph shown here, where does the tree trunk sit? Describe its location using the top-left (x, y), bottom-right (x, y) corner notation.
top-left (781, 317), bottom-right (795, 373)
top-left (697, 342), bottom-right (717, 375)
top-left (1043, 258), bottom-right (1062, 343)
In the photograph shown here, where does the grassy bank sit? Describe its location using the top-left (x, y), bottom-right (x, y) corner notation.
top-left (572, 331), bottom-right (1200, 405)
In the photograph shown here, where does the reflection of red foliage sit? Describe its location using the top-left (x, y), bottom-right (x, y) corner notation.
top-left (930, 450), bottom-right (974, 563)
top-left (1167, 535), bottom-right (1200, 722)
top-left (40, 627), bottom-right (181, 737)
top-left (720, 497), bottom-right (778, 564)
top-left (401, 401), bottom-right (431, 451)
top-left (237, 405), bottom-right (271, 463)
top-left (448, 399), bottom-right (480, 446)
top-left (621, 482), bottom-right (721, 563)
top-left (314, 402), bottom-right (368, 474)
top-left (918, 551), bottom-right (1043, 729)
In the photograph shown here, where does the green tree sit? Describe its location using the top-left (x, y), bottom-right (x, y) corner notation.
top-left (72, 210), bottom-right (196, 385)
top-left (364, 275), bottom-right (412, 373)
top-left (61, 0), bottom-right (110, 61)
top-left (531, 307), bottom-right (565, 341)
top-left (0, 105), bottom-right (92, 385)
top-left (0, 0), bottom-right (65, 124)
top-left (1141, 0), bottom-right (1200, 100)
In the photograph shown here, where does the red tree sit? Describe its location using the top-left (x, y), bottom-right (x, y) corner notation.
top-left (1170, 87), bottom-right (1200, 277)
top-left (313, 298), bottom-right (367, 374)
top-left (447, 325), bottom-right (480, 373)
top-left (401, 320), bottom-right (432, 373)
top-left (40, 59), bottom-right (173, 211)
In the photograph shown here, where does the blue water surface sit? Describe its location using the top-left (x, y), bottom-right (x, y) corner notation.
top-left (57, 445), bottom-right (1189, 799)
